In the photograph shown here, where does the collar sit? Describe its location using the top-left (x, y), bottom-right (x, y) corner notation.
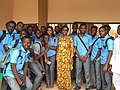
top-left (102, 34), bottom-right (109, 40)
top-left (20, 46), bottom-right (30, 54)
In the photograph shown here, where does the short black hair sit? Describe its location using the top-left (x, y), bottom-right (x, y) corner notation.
top-left (42, 33), bottom-right (49, 38)
top-left (41, 26), bottom-right (46, 29)
top-left (91, 26), bottom-right (98, 30)
top-left (61, 25), bottom-right (69, 31)
top-left (104, 25), bottom-right (111, 30)
top-left (99, 26), bottom-right (106, 31)
top-left (27, 26), bottom-right (33, 30)
top-left (79, 23), bottom-right (87, 28)
top-left (21, 35), bottom-right (31, 42)
top-left (17, 21), bottom-right (24, 25)
top-left (35, 29), bottom-right (41, 34)
top-left (6, 20), bottom-right (16, 27)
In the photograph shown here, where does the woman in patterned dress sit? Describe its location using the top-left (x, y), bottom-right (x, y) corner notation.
top-left (56, 25), bottom-right (75, 90)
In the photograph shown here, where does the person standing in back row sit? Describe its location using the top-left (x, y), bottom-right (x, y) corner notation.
top-left (74, 23), bottom-right (92, 90)
top-left (99, 26), bottom-right (114, 90)
top-left (90, 26), bottom-right (102, 90)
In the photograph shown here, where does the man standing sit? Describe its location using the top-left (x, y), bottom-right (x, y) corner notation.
top-left (74, 23), bottom-right (92, 90)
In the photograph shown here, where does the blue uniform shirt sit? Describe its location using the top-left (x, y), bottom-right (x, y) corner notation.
top-left (90, 35), bottom-right (102, 61)
top-left (69, 32), bottom-right (77, 39)
top-left (33, 37), bottom-right (42, 44)
top-left (101, 34), bottom-right (114, 64)
top-left (3, 46), bottom-right (30, 78)
top-left (8, 39), bottom-right (22, 48)
top-left (46, 37), bottom-right (58, 57)
top-left (0, 30), bottom-right (16, 67)
top-left (74, 33), bottom-right (92, 57)
top-left (14, 29), bottom-right (20, 40)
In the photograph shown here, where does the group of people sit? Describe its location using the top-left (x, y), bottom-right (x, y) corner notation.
top-left (0, 20), bottom-right (120, 90)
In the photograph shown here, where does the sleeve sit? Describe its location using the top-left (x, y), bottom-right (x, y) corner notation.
top-left (98, 38), bottom-right (102, 49)
top-left (74, 35), bottom-right (77, 47)
top-left (33, 43), bottom-right (40, 55)
top-left (107, 39), bottom-right (114, 51)
top-left (88, 35), bottom-right (93, 46)
top-left (10, 49), bottom-right (19, 63)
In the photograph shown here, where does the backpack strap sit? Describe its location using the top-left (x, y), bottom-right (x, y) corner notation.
top-left (13, 39), bottom-right (19, 48)
top-left (0, 30), bottom-right (6, 43)
top-left (103, 36), bottom-right (114, 48)
top-left (3, 48), bottom-right (22, 74)
top-left (92, 37), bottom-right (100, 47)
top-left (36, 42), bottom-right (42, 53)
top-left (77, 35), bottom-right (88, 51)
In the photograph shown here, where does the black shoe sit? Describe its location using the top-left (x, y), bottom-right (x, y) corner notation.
top-left (86, 88), bottom-right (90, 90)
top-left (73, 86), bottom-right (81, 90)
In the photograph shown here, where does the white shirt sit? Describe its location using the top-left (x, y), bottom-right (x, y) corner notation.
top-left (110, 36), bottom-right (120, 74)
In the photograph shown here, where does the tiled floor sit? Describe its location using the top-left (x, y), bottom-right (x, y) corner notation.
top-left (0, 80), bottom-right (115, 90)
top-left (41, 80), bottom-right (96, 90)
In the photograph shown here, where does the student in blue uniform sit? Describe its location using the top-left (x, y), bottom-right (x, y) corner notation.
top-left (33, 30), bottom-right (42, 44)
top-left (0, 21), bottom-right (17, 68)
top-left (28, 33), bottom-right (49, 90)
top-left (15, 21), bottom-right (24, 40)
top-left (2, 36), bottom-right (33, 90)
top-left (69, 22), bottom-right (78, 38)
top-left (74, 23), bottom-right (92, 90)
top-left (99, 26), bottom-right (114, 90)
top-left (8, 30), bottom-right (27, 49)
top-left (54, 26), bottom-right (62, 37)
top-left (45, 26), bottom-right (57, 88)
top-left (90, 26), bottom-right (102, 90)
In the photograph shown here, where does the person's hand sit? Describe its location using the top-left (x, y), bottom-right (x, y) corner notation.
top-left (45, 58), bottom-right (51, 65)
top-left (93, 59), bottom-right (96, 64)
top-left (78, 56), bottom-right (85, 62)
top-left (3, 44), bottom-right (9, 52)
top-left (21, 75), bottom-right (26, 85)
top-left (17, 79), bottom-right (23, 86)
top-left (108, 65), bottom-right (112, 73)
top-left (103, 64), bottom-right (108, 72)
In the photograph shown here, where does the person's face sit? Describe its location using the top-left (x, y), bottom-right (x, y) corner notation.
top-left (27, 27), bottom-right (33, 35)
top-left (22, 38), bottom-right (31, 50)
top-left (72, 24), bottom-right (78, 31)
top-left (47, 28), bottom-right (53, 36)
top-left (61, 27), bottom-right (68, 35)
top-left (91, 28), bottom-right (97, 36)
top-left (33, 25), bottom-right (38, 32)
top-left (35, 30), bottom-right (41, 38)
top-left (43, 35), bottom-right (49, 44)
top-left (16, 23), bottom-right (24, 32)
top-left (99, 28), bottom-right (106, 38)
top-left (7, 23), bottom-right (15, 32)
top-left (117, 26), bottom-right (120, 35)
top-left (20, 31), bottom-right (27, 39)
top-left (55, 27), bottom-right (60, 33)
top-left (41, 27), bottom-right (46, 33)
top-left (79, 25), bottom-right (86, 34)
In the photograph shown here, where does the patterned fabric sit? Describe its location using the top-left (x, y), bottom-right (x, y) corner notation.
top-left (56, 36), bottom-right (74, 89)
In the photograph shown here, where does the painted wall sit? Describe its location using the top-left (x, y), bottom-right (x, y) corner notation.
top-left (48, 0), bottom-right (120, 23)
top-left (0, 0), bottom-right (13, 29)
top-left (13, 0), bottom-right (38, 23)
